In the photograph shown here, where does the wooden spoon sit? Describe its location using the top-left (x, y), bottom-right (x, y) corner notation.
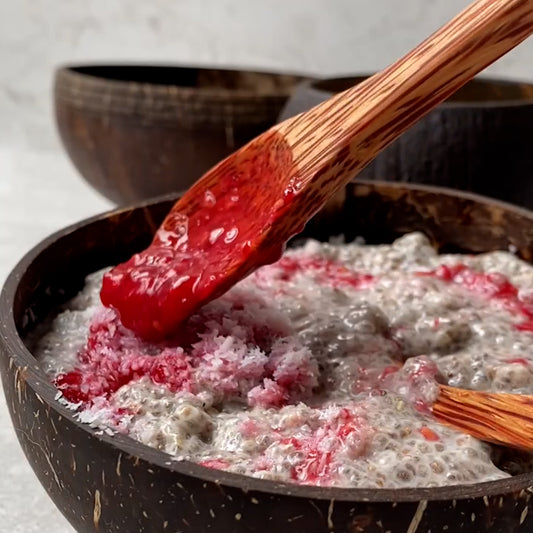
top-left (101, 0), bottom-right (533, 341)
top-left (434, 385), bottom-right (533, 451)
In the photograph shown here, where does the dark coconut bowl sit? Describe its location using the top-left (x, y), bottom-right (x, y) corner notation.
top-left (54, 65), bottom-right (308, 205)
top-left (279, 76), bottom-right (533, 209)
top-left (2, 181), bottom-right (533, 533)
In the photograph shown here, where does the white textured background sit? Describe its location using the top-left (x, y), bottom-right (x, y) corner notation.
top-left (1, 0), bottom-right (532, 151)
top-left (0, 1), bottom-right (531, 532)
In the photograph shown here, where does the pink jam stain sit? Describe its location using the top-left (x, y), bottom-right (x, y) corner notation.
top-left (418, 264), bottom-right (533, 332)
top-left (257, 408), bottom-right (370, 485)
top-left (274, 255), bottom-right (375, 289)
top-left (506, 357), bottom-right (530, 366)
top-left (289, 410), bottom-right (368, 485)
top-left (199, 459), bottom-right (230, 470)
top-left (55, 300), bottom-right (319, 408)
top-left (101, 131), bottom-right (301, 342)
top-left (355, 356), bottom-right (441, 414)
top-left (55, 309), bottom-right (194, 404)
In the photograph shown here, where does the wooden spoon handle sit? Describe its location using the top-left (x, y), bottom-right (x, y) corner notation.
top-left (278, 0), bottom-right (533, 203)
top-left (434, 385), bottom-right (533, 451)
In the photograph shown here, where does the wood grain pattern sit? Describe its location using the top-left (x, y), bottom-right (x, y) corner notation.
top-left (434, 385), bottom-right (533, 451)
top-left (271, 0), bottom-right (533, 233)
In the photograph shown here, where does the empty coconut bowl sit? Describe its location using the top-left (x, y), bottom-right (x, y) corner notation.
top-left (2, 181), bottom-right (533, 532)
top-left (279, 76), bottom-right (533, 209)
top-left (54, 65), bottom-right (307, 204)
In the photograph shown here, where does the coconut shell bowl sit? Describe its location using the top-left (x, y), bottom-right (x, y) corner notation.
top-left (54, 65), bottom-right (307, 205)
top-left (279, 76), bottom-right (533, 209)
top-left (2, 181), bottom-right (533, 533)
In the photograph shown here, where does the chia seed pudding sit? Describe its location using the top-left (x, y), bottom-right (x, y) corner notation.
top-left (31, 232), bottom-right (533, 489)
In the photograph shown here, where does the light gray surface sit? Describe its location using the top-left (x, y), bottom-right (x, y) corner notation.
top-left (0, 148), bottom-right (111, 532)
top-left (1, 0), bottom-right (532, 152)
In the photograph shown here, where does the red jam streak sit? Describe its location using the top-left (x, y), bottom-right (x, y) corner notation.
top-left (54, 300), bottom-right (319, 408)
top-left (255, 408), bottom-right (369, 485)
top-left (55, 309), bottom-right (193, 404)
top-left (418, 264), bottom-right (533, 332)
top-left (419, 426), bottom-right (440, 441)
top-left (101, 131), bottom-right (299, 341)
top-left (200, 410), bottom-right (370, 484)
top-left (199, 459), bottom-right (230, 470)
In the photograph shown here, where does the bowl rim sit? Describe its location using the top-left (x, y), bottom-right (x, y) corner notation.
top-left (2, 180), bottom-right (533, 503)
top-left (305, 75), bottom-right (533, 109)
top-left (54, 63), bottom-right (309, 100)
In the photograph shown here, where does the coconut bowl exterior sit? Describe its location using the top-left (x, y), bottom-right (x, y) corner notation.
top-left (1, 181), bottom-right (533, 533)
top-left (279, 77), bottom-right (533, 210)
top-left (55, 65), bottom-right (307, 205)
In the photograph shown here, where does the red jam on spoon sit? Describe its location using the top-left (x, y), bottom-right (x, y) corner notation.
top-left (101, 0), bottom-right (533, 342)
top-left (101, 132), bottom-right (300, 341)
